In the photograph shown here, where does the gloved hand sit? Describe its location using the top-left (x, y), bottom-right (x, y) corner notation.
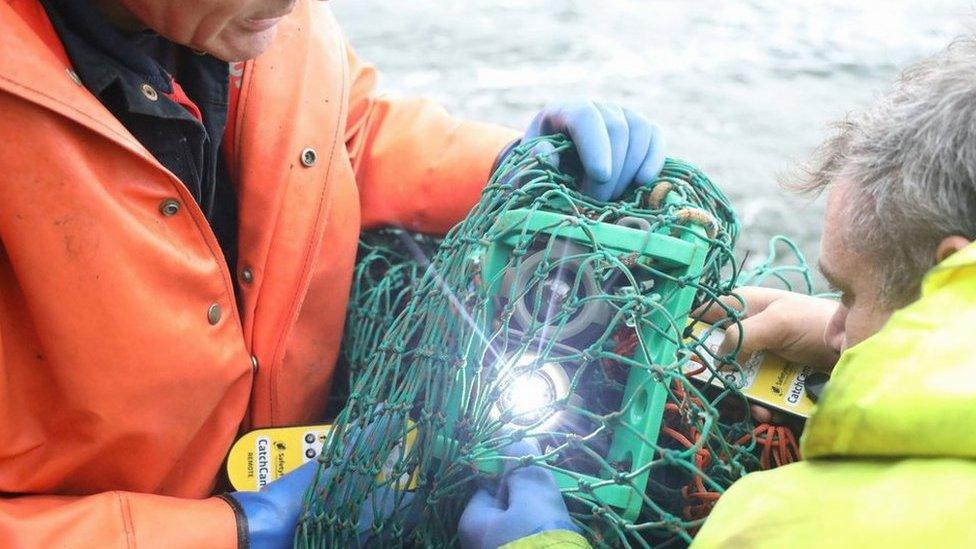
top-left (521, 100), bottom-right (666, 201)
top-left (459, 440), bottom-right (579, 549)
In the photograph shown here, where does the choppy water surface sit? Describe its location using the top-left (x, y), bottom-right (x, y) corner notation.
top-left (332, 0), bottom-right (974, 275)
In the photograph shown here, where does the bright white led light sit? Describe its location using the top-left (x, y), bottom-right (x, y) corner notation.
top-left (492, 354), bottom-right (571, 430)
top-left (500, 371), bottom-right (557, 425)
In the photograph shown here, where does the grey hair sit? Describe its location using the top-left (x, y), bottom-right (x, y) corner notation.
top-left (794, 37), bottom-right (976, 307)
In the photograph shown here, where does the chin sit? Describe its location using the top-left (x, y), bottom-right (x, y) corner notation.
top-left (204, 28), bottom-right (280, 62)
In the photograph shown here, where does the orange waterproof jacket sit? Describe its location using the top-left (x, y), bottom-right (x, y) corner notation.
top-left (0, 0), bottom-right (517, 546)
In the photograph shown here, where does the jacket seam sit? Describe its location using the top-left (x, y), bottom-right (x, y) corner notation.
top-left (114, 491), bottom-right (136, 549)
top-left (231, 58), bottom-right (257, 433)
top-left (233, 58), bottom-right (259, 346)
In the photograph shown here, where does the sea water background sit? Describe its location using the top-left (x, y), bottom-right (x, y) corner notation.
top-left (332, 0), bottom-right (974, 282)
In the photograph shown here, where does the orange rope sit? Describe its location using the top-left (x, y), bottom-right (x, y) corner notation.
top-left (735, 423), bottom-right (801, 469)
top-left (660, 377), bottom-right (722, 522)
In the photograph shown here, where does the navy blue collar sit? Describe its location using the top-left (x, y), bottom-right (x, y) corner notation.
top-left (41, 0), bottom-right (173, 93)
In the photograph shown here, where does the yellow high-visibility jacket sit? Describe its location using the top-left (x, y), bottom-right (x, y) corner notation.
top-left (506, 531), bottom-right (591, 549)
top-left (693, 242), bottom-right (976, 547)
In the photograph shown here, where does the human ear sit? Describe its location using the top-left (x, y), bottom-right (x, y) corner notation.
top-left (935, 235), bottom-right (973, 264)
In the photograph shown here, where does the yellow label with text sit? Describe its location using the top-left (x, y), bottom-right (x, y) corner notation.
top-left (227, 422), bottom-right (420, 491)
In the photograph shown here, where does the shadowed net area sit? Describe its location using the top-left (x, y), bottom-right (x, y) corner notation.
top-left (298, 135), bottom-right (812, 548)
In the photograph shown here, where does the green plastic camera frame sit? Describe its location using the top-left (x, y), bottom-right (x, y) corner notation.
top-left (437, 194), bottom-right (711, 522)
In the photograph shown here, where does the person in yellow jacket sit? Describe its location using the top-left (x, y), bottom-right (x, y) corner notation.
top-left (488, 31), bottom-right (976, 549)
top-left (0, 0), bottom-right (664, 547)
top-left (690, 37), bottom-right (976, 547)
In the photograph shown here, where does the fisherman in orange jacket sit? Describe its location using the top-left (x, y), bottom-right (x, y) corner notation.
top-left (0, 0), bottom-right (664, 546)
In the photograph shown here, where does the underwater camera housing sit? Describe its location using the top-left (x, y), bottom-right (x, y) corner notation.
top-left (452, 196), bottom-right (714, 521)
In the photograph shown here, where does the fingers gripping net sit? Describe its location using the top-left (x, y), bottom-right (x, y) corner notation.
top-left (300, 136), bottom-right (797, 547)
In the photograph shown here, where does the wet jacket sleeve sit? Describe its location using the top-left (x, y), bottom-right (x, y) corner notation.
top-left (0, 492), bottom-right (238, 548)
top-left (343, 42), bottom-right (520, 234)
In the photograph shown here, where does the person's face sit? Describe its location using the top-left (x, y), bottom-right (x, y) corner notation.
top-left (118, 0), bottom-right (297, 61)
top-left (819, 181), bottom-right (895, 353)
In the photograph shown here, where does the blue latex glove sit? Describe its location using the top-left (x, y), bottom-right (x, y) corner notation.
top-left (522, 100), bottom-right (666, 201)
top-left (458, 440), bottom-right (578, 549)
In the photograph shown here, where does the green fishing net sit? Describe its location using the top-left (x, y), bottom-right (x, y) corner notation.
top-left (298, 135), bottom-right (812, 548)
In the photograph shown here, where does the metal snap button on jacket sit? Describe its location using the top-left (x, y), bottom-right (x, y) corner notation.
top-left (159, 199), bottom-right (181, 216)
top-left (140, 83), bottom-right (158, 101)
top-left (300, 148), bottom-right (317, 167)
top-left (207, 303), bottom-right (221, 325)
